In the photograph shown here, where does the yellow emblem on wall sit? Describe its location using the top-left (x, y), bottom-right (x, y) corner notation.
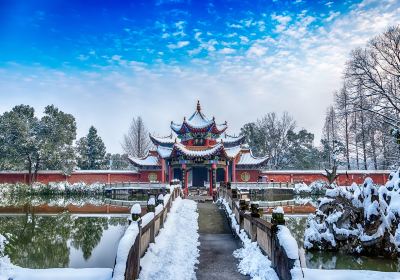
top-left (148, 172), bottom-right (158, 182)
top-left (240, 171), bottom-right (250, 182)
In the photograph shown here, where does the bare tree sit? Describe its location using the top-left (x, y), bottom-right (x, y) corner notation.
top-left (345, 25), bottom-right (400, 128)
top-left (335, 86), bottom-right (351, 169)
top-left (122, 116), bottom-right (152, 158)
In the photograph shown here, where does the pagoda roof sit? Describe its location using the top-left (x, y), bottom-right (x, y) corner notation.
top-left (150, 134), bottom-right (178, 147)
top-left (217, 134), bottom-right (245, 147)
top-left (171, 142), bottom-right (228, 158)
top-left (170, 101), bottom-right (228, 135)
top-left (237, 148), bottom-right (269, 167)
top-left (128, 152), bottom-right (160, 168)
top-left (128, 144), bottom-right (268, 169)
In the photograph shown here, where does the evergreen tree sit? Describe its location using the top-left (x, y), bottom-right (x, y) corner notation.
top-left (0, 105), bottom-right (77, 182)
top-left (76, 126), bottom-right (107, 170)
top-left (105, 153), bottom-right (130, 170)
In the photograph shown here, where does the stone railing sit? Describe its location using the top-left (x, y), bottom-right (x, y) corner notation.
top-left (218, 184), bottom-right (298, 280)
top-left (231, 182), bottom-right (294, 189)
top-left (113, 186), bottom-right (181, 280)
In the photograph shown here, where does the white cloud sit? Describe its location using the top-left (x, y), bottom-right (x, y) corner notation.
top-left (247, 45), bottom-right (268, 57)
top-left (2, 0), bottom-right (400, 153)
top-left (326, 11), bottom-right (340, 22)
top-left (168, 41), bottom-right (190, 49)
top-left (220, 48), bottom-right (235, 54)
top-left (271, 13), bottom-right (292, 32)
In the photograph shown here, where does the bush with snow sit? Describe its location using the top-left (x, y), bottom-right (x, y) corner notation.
top-left (304, 168), bottom-right (400, 258)
top-left (0, 181), bottom-right (105, 196)
top-left (294, 180), bottom-right (329, 195)
top-left (0, 234), bottom-right (14, 280)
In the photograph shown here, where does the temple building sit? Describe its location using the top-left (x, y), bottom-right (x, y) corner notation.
top-left (128, 101), bottom-right (269, 194)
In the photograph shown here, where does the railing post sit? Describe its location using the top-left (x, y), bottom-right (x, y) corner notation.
top-left (124, 223), bottom-right (142, 280)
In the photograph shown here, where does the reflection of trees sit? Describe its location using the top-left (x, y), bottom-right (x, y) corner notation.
top-left (71, 217), bottom-right (109, 260)
top-left (0, 210), bottom-right (127, 268)
top-left (0, 213), bottom-right (71, 268)
top-left (285, 217), bottom-right (307, 248)
top-left (0, 194), bottom-right (106, 208)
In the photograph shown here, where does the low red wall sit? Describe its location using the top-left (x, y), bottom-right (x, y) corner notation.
top-left (0, 171), bottom-right (141, 184)
top-left (0, 170), bottom-right (391, 185)
top-left (261, 171), bottom-right (390, 185)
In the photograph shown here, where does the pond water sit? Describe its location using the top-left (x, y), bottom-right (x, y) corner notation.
top-left (0, 195), bottom-right (131, 269)
top-left (281, 215), bottom-right (400, 272)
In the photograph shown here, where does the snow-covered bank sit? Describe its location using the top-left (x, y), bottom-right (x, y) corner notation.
top-left (219, 198), bottom-right (279, 280)
top-left (293, 268), bottom-right (400, 280)
top-left (0, 181), bottom-right (105, 196)
top-left (9, 268), bottom-right (113, 280)
top-left (138, 197), bottom-right (199, 280)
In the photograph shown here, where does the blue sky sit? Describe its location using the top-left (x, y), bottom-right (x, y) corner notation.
top-left (0, 0), bottom-right (399, 152)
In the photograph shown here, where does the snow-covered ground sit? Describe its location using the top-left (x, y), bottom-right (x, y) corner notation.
top-left (292, 268), bottom-right (400, 280)
top-left (219, 198), bottom-right (279, 280)
top-left (6, 268), bottom-right (113, 280)
top-left (138, 197), bottom-right (199, 280)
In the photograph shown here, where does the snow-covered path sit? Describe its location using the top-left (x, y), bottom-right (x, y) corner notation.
top-left (138, 197), bottom-right (199, 280)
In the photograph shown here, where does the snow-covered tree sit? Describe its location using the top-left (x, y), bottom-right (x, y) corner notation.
top-left (241, 112), bottom-right (320, 169)
top-left (76, 126), bottom-right (107, 170)
top-left (0, 105), bottom-right (77, 183)
top-left (105, 153), bottom-right (130, 170)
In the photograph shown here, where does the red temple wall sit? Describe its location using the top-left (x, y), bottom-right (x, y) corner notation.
top-left (261, 171), bottom-right (389, 185)
top-left (235, 170), bottom-right (261, 182)
top-left (0, 171), bottom-right (140, 185)
top-left (0, 170), bottom-right (390, 185)
top-left (138, 170), bottom-right (162, 182)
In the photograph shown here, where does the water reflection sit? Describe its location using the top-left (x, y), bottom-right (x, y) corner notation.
top-left (0, 211), bottom-right (127, 268)
top-left (284, 216), bottom-right (400, 272)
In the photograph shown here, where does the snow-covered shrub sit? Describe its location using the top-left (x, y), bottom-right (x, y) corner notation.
top-left (294, 180), bottom-right (329, 195)
top-left (0, 234), bottom-right (13, 278)
top-left (0, 181), bottom-right (105, 196)
top-left (294, 183), bottom-right (311, 194)
top-left (304, 169), bottom-right (400, 258)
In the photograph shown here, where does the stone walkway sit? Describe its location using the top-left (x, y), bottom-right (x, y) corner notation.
top-left (196, 202), bottom-right (249, 280)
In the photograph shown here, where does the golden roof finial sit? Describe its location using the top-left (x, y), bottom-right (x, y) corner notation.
top-left (196, 100), bottom-right (201, 112)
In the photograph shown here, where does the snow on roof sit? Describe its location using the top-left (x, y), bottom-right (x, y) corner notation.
top-left (217, 134), bottom-right (245, 147)
top-left (237, 151), bottom-right (269, 166)
top-left (218, 134), bottom-right (244, 142)
top-left (173, 142), bottom-right (225, 157)
top-left (170, 101), bottom-right (227, 134)
top-left (225, 145), bottom-right (242, 158)
top-left (150, 134), bottom-right (177, 145)
top-left (157, 146), bottom-right (173, 158)
top-left (186, 109), bottom-right (214, 129)
top-left (128, 155), bottom-right (160, 167)
top-left (215, 123), bottom-right (228, 131)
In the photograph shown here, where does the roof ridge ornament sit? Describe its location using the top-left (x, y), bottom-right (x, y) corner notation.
top-left (197, 100), bottom-right (201, 112)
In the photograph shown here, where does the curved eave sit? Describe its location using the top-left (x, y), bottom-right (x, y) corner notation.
top-left (128, 155), bottom-right (161, 169)
top-left (150, 134), bottom-right (175, 147)
top-left (237, 151), bottom-right (269, 167)
top-left (170, 143), bottom-right (223, 159)
top-left (157, 146), bottom-right (173, 159)
top-left (211, 123), bottom-right (228, 134)
top-left (171, 122), bottom-right (227, 136)
top-left (220, 135), bottom-right (245, 147)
